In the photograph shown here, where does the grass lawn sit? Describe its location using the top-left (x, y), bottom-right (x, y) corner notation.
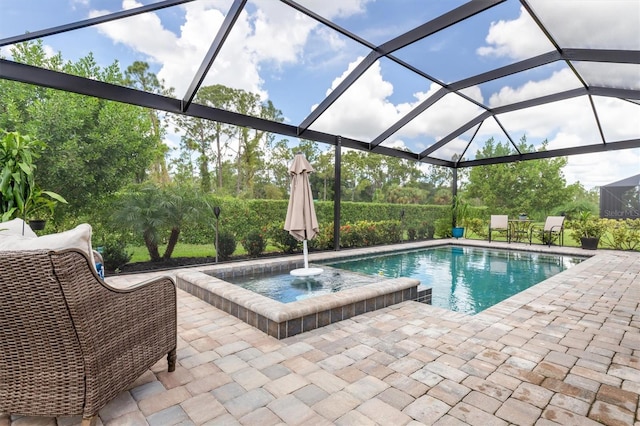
top-left (128, 243), bottom-right (283, 263)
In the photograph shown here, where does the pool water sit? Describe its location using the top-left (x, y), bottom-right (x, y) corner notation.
top-left (323, 246), bottom-right (584, 314)
top-left (222, 266), bottom-right (384, 303)
top-left (221, 245), bottom-right (584, 314)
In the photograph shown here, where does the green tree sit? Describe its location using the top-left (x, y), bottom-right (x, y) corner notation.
top-left (466, 137), bottom-right (570, 219)
top-left (172, 85), bottom-right (283, 196)
top-left (0, 41), bottom-right (160, 221)
top-left (173, 85), bottom-right (236, 192)
top-left (557, 182), bottom-right (600, 219)
top-left (124, 61), bottom-right (174, 184)
top-left (233, 93), bottom-right (283, 197)
top-left (384, 186), bottom-right (426, 204)
top-left (339, 149), bottom-right (424, 202)
top-left (264, 138), bottom-right (293, 193)
top-left (314, 149), bottom-right (335, 201)
top-left (262, 138), bottom-right (324, 199)
top-left (341, 150), bottom-right (368, 201)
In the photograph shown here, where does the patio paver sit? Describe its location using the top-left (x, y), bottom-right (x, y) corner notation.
top-left (3, 241), bottom-right (639, 425)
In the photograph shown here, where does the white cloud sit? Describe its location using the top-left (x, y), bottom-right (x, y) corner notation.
top-left (488, 68), bottom-right (581, 107)
top-left (89, 0), bottom-right (262, 97)
top-left (563, 149), bottom-right (640, 189)
top-left (70, 0), bottom-right (89, 9)
top-left (88, 0), bottom-right (372, 99)
top-left (42, 44), bottom-right (58, 59)
top-left (295, 0), bottom-right (372, 19)
top-left (310, 59), bottom-right (487, 148)
top-left (477, 6), bottom-right (552, 59)
top-left (529, 0), bottom-right (640, 49)
top-left (482, 64), bottom-right (638, 156)
top-left (472, 2), bottom-right (640, 186)
top-left (245, 0), bottom-right (316, 66)
top-left (593, 97), bottom-right (640, 142)
top-left (0, 45), bottom-right (14, 58)
top-left (310, 57), bottom-right (399, 141)
top-left (477, 2), bottom-right (640, 59)
top-left (401, 88), bottom-right (484, 140)
top-left (573, 62), bottom-right (640, 91)
top-left (429, 137), bottom-right (471, 162)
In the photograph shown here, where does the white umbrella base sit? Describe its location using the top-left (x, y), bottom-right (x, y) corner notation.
top-left (290, 267), bottom-right (324, 277)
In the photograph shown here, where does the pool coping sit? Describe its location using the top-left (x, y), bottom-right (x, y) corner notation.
top-left (174, 239), bottom-right (593, 339)
top-left (176, 272), bottom-right (428, 339)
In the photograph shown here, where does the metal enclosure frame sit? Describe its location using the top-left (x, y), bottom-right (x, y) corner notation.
top-left (1, 0), bottom-right (638, 169)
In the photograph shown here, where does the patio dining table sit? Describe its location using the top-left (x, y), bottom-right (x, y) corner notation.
top-left (509, 219), bottom-right (533, 243)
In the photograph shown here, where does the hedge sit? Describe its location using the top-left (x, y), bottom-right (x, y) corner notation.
top-left (176, 198), bottom-right (456, 245)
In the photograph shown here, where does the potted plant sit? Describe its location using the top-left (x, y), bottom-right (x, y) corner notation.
top-left (451, 195), bottom-right (468, 239)
top-left (0, 130), bottom-right (67, 230)
top-left (569, 211), bottom-right (607, 250)
top-left (24, 186), bottom-right (68, 229)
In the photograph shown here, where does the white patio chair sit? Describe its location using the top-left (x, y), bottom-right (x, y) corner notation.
top-left (530, 216), bottom-right (565, 246)
top-left (489, 215), bottom-right (510, 243)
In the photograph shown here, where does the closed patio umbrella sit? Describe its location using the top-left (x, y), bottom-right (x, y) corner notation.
top-left (284, 152), bottom-right (322, 276)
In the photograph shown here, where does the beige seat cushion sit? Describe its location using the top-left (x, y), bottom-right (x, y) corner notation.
top-left (0, 218), bottom-right (38, 238)
top-left (0, 223), bottom-right (95, 265)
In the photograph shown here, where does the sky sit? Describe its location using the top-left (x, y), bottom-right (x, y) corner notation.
top-left (1, 0), bottom-right (639, 189)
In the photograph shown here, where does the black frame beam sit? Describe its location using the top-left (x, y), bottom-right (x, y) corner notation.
top-left (459, 139), bottom-right (640, 168)
top-left (0, 0), bottom-right (638, 173)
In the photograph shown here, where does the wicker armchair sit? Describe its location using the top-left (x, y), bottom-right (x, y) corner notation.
top-left (0, 249), bottom-right (177, 426)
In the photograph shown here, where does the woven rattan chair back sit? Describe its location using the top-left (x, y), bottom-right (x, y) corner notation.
top-left (0, 249), bottom-right (177, 425)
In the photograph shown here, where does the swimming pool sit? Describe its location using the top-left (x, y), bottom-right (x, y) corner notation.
top-left (224, 245), bottom-right (583, 315)
top-left (323, 245), bottom-right (584, 314)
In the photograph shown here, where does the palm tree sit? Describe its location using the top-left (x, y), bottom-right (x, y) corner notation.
top-left (115, 183), bottom-right (204, 261)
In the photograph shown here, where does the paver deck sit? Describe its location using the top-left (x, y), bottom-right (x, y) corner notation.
top-left (2, 240), bottom-right (639, 425)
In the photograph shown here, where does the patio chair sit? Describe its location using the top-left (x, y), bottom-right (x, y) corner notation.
top-left (0, 249), bottom-right (177, 426)
top-left (530, 216), bottom-right (565, 246)
top-left (489, 215), bottom-right (510, 243)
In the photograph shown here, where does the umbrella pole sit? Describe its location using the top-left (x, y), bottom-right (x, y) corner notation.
top-left (303, 240), bottom-right (309, 269)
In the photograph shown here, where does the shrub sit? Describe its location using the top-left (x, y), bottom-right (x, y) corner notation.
top-left (267, 223), bottom-right (300, 254)
top-left (100, 235), bottom-right (133, 272)
top-left (355, 220), bottom-right (379, 246)
top-left (540, 231), bottom-right (560, 246)
top-left (340, 223), bottom-right (361, 248)
top-left (377, 220), bottom-right (402, 244)
top-left (434, 218), bottom-right (452, 238)
top-left (241, 230), bottom-right (266, 257)
top-left (407, 228), bottom-right (417, 240)
top-left (417, 221), bottom-right (435, 239)
top-left (466, 217), bottom-right (487, 238)
top-left (555, 200), bottom-right (598, 221)
top-left (338, 220), bottom-right (402, 247)
top-left (310, 222), bottom-right (334, 250)
top-left (601, 218), bottom-right (640, 250)
top-left (216, 231), bottom-right (237, 260)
